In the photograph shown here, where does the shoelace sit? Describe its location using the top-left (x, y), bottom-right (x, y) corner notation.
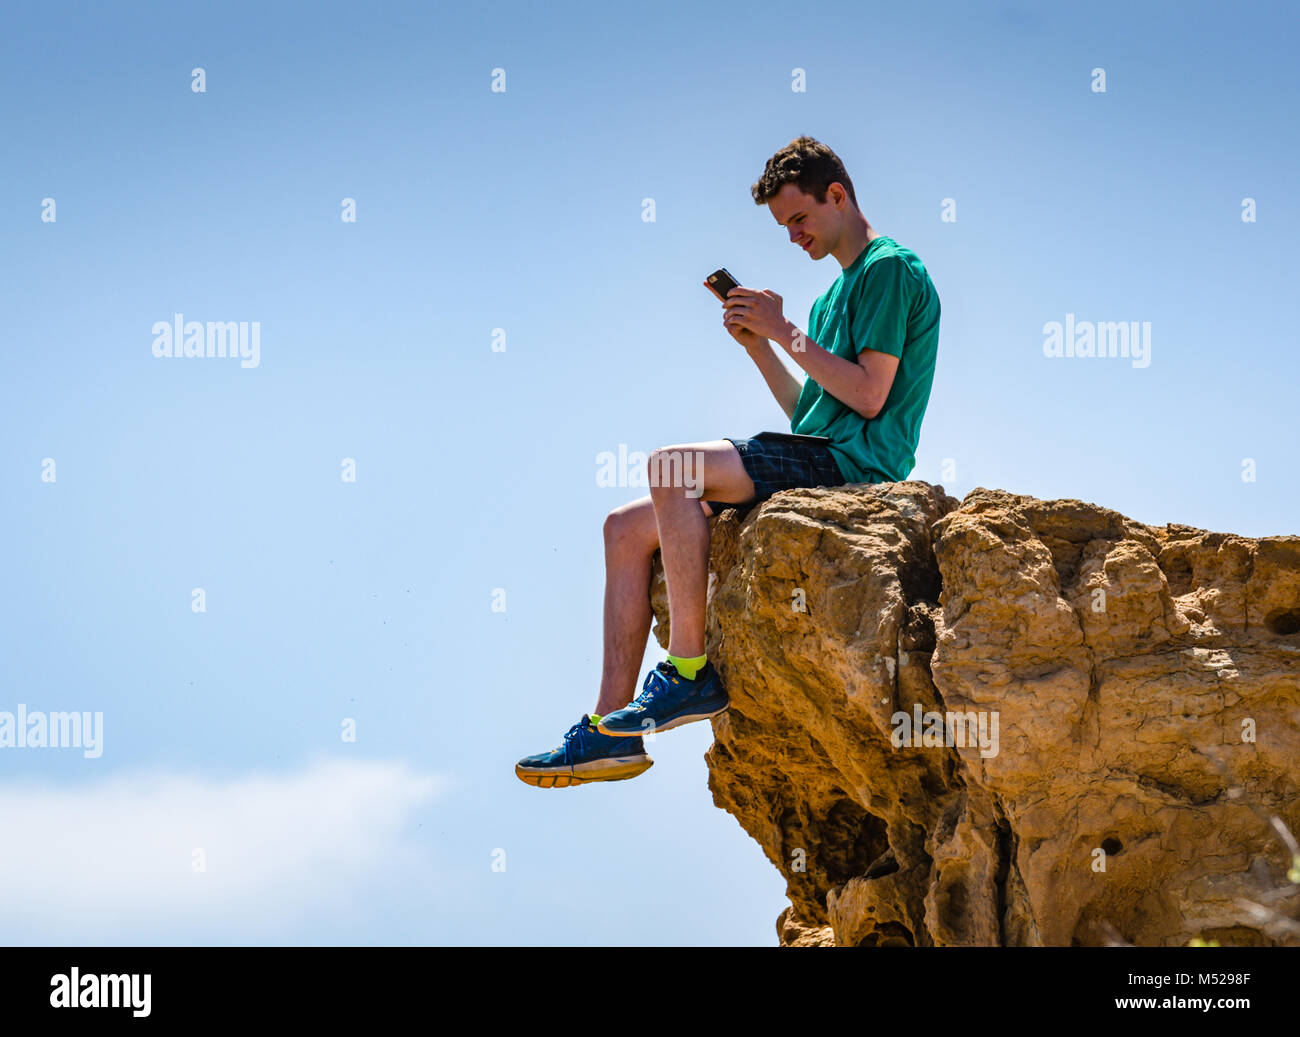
top-left (560, 716), bottom-right (595, 760)
top-left (630, 663), bottom-right (678, 709)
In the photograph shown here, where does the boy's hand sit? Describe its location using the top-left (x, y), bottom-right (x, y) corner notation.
top-left (722, 287), bottom-right (789, 343)
top-left (705, 280), bottom-right (765, 350)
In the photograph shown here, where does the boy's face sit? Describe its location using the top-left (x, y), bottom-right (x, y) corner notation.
top-left (767, 182), bottom-right (848, 260)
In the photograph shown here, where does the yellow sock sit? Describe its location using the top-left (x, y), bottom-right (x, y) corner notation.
top-left (666, 652), bottom-right (707, 680)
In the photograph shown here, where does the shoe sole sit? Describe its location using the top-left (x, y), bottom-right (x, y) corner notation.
top-left (514, 756), bottom-right (653, 788)
top-left (596, 702), bottom-right (728, 737)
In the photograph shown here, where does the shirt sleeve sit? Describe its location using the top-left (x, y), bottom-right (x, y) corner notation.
top-left (849, 257), bottom-right (912, 359)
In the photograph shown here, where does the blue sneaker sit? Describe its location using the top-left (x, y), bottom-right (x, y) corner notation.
top-left (596, 661), bottom-right (728, 737)
top-left (515, 714), bottom-right (654, 788)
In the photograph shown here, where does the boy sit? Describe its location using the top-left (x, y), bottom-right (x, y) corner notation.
top-left (516, 136), bottom-right (941, 788)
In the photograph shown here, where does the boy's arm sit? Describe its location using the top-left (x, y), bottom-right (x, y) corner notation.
top-left (744, 338), bottom-right (802, 421)
top-left (771, 324), bottom-right (892, 419)
top-left (772, 258), bottom-right (910, 419)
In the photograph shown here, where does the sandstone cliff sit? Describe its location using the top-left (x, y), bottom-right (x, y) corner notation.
top-left (649, 484), bottom-right (1300, 946)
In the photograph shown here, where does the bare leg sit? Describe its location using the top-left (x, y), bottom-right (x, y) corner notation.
top-left (652, 491), bottom-right (710, 658)
top-left (649, 440), bottom-right (755, 662)
top-left (596, 495), bottom-right (712, 716)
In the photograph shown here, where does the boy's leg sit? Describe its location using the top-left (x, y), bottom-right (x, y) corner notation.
top-left (590, 439), bottom-right (754, 739)
top-left (595, 494), bottom-right (713, 717)
top-left (515, 497), bottom-right (692, 788)
top-left (515, 440), bottom-right (755, 784)
top-left (647, 439), bottom-right (756, 661)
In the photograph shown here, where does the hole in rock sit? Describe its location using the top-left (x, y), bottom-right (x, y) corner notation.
top-left (856, 922), bottom-right (914, 947)
top-left (820, 799), bottom-right (890, 887)
top-left (864, 849), bottom-right (900, 880)
top-left (1161, 551), bottom-right (1194, 597)
top-left (1265, 608), bottom-right (1300, 636)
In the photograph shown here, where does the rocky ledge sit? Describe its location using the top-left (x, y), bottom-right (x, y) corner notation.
top-left (649, 484), bottom-right (1300, 946)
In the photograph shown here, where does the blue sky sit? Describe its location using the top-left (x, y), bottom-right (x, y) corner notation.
top-left (1, 0), bottom-right (1296, 944)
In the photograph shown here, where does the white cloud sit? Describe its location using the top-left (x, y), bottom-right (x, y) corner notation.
top-left (0, 757), bottom-right (443, 941)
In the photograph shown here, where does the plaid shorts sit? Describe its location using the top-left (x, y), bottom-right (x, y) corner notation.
top-left (703, 432), bottom-right (858, 515)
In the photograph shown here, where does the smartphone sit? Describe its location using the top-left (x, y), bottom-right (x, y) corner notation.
top-left (705, 268), bottom-right (741, 302)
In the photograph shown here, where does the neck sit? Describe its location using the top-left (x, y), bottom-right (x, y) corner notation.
top-left (832, 217), bottom-right (878, 269)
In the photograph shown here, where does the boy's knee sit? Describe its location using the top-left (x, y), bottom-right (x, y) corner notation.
top-left (603, 503), bottom-right (655, 553)
top-left (647, 445), bottom-right (707, 498)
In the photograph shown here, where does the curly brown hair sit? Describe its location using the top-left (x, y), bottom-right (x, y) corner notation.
top-left (751, 136), bottom-right (858, 210)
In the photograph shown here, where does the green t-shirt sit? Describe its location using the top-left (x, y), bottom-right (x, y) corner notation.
top-left (790, 235), bottom-right (940, 484)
